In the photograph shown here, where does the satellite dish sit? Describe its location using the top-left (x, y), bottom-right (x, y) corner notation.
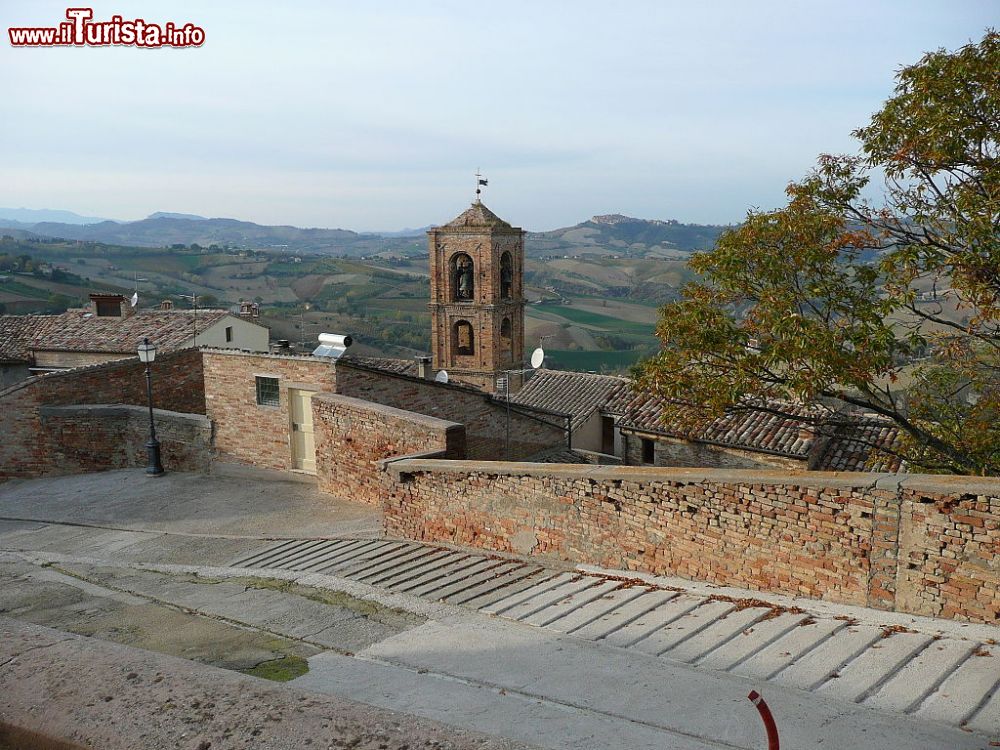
top-left (434, 369), bottom-right (449, 383)
top-left (530, 347), bottom-right (545, 369)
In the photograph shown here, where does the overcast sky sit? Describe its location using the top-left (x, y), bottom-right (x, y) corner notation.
top-left (2, 1), bottom-right (995, 231)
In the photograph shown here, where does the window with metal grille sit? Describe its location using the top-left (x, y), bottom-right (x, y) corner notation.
top-left (255, 376), bottom-right (280, 407)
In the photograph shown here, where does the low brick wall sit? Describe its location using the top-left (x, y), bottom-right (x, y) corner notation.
top-left (0, 349), bottom-right (204, 479)
top-left (38, 405), bottom-right (212, 474)
top-left (384, 461), bottom-right (1000, 624)
top-left (336, 361), bottom-right (566, 460)
top-left (313, 393), bottom-right (464, 506)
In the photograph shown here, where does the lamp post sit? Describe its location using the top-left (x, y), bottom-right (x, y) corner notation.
top-left (137, 337), bottom-right (164, 476)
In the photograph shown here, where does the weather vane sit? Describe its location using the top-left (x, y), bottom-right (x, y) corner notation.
top-left (475, 168), bottom-right (488, 201)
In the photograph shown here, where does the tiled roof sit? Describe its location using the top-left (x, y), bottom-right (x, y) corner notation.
top-left (342, 356), bottom-right (419, 376)
top-left (511, 369), bottom-right (626, 430)
top-left (812, 419), bottom-right (905, 473)
top-left (30, 308), bottom-right (231, 353)
top-left (606, 382), bottom-right (906, 470)
top-left (441, 201), bottom-right (514, 230)
top-left (527, 447), bottom-right (592, 464)
top-left (606, 384), bottom-right (825, 458)
top-left (0, 315), bottom-right (60, 363)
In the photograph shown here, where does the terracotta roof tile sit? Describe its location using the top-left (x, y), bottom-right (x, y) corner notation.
top-left (528, 447), bottom-right (593, 464)
top-left (0, 314), bottom-right (61, 362)
top-left (440, 201), bottom-right (514, 230)
top-left (605, 384), bottom-right (826, 458)
top-left (342, 356), bottom-right (418, 376)
top-left (511, 369), bottom-right (626, 430)
top-left (812, 419), bottom-right (905, 473)
top-left (31, 308), bottom-right (231, 353)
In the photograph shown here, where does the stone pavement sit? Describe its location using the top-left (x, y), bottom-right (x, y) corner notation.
top-left (231, 537), bottom-right (1000, 736)
top-left (1, 469), bottom-right (998, 750)
top-left (0, 617), bottom-right (529, 750)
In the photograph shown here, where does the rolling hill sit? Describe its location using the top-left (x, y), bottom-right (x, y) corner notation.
top-left (0, 210), bottom-right (732, 259)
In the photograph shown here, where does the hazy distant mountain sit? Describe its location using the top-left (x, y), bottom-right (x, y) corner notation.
top-left (0, 207), bottom-right (112, 225)
top-left (7, 215), bottom-right (362, 253)
top-left (146, 211), bottom-right (208, 221)
top-left (527, 214), bottom-right (730, 258)
top-left (3, 208), bottom-right (730, 258)
top-left (374, 225), bottom-right (434, 237)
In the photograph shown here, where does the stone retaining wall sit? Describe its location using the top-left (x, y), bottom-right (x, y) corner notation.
top-left (38, 404), bottom-right (212, 475)
top-left (0, 348), bottom-right (204, 479)
top-left (383, 461), bottom-right (1000, 624)
top-left (313, 393), bottom-right (464, 505)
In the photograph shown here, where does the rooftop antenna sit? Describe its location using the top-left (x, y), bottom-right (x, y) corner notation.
top-left (474, 168), bottom-right (488, 203)
top-left (179, 292), bottom-right (199, 346)
top-left (131, 272), bottom-right (147, 308)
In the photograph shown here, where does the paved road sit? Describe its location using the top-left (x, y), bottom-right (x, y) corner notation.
top-left (1, 470), bottom-right (998, 750)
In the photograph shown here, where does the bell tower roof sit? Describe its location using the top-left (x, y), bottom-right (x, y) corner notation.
top-left (440, 201), bottom-right (516, 230)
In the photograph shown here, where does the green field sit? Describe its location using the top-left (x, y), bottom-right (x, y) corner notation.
top-left (535, 303), bottom-right (655, 335)
top-left (543, 348), bottom-right (649, 373)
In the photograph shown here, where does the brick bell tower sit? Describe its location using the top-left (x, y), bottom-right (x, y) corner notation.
top-left (428, 194), bottom-right (525, 394)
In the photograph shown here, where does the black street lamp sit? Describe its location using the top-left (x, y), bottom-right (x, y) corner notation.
top-left (137, 337), bottom-right (164, 476)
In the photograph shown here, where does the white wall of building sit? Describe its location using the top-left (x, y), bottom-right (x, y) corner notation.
top-left (191, 315), bottom-right (269, 352)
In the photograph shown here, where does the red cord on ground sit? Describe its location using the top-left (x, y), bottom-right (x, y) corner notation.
top-left (747, 690), bottom-right (780, 750)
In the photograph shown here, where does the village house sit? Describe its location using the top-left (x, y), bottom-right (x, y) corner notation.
top-left (0, 293), bottom-right (269, 384)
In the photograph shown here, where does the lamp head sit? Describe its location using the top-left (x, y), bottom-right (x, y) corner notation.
top-left (137, 337), bottom-right (157, 363)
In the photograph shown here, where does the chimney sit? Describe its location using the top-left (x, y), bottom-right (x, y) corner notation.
top-left (90, 293), bottom-right (133, 318)
top-left (416, 356), bottom-right (432, 379)
top-left (239, 300), bottom-right (260, 319)
top-left (160, 299), bottom-right (174, 311)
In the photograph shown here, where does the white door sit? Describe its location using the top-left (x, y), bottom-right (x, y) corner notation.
top-left (289, 389), bottom-right (316, 474)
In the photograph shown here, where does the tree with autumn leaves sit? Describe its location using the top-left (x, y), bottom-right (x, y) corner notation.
top-left (637, 31), bottom-right (999, 475)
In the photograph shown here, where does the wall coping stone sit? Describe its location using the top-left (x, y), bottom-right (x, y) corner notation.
top-left (378, 448), bottom-right (451, 471)
top-left (201, 347), bottom-right (323, 362)
top-left (387, 458), bottom-right (1000, 493)
top-left (37, 403), bottom-right (211, 428)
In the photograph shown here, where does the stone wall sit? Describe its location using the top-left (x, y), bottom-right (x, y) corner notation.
top-left (336, 361), bottom-right (565, 460)
top-left (383, 461), bottom-right (1000, 624)
top-left (622, 430), bottom-right (804, 470)
top-left (312, 393), bottom-right (465, 506)
top-left (38, 405), bottom-right (212, 474)
top-left (202, 350), bottom-right (335, 470)
top-left (0, 348), bottom-right (205, 479)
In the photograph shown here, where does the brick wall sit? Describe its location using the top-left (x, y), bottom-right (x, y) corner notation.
top-left (203, 350), bottom-right (335, 470)
top-left (336, 361), bottom-right (565, 460)
top-left (312, 393), bottom-right (465, 506)
top-left (428, 219), bottom-right (526, 392)
top-left (383, 461), bottom-right (1000, 624)
top-left (0, 348), bottom-right (204, 478)
top-left (38, 404), bottom-right (212, 474)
